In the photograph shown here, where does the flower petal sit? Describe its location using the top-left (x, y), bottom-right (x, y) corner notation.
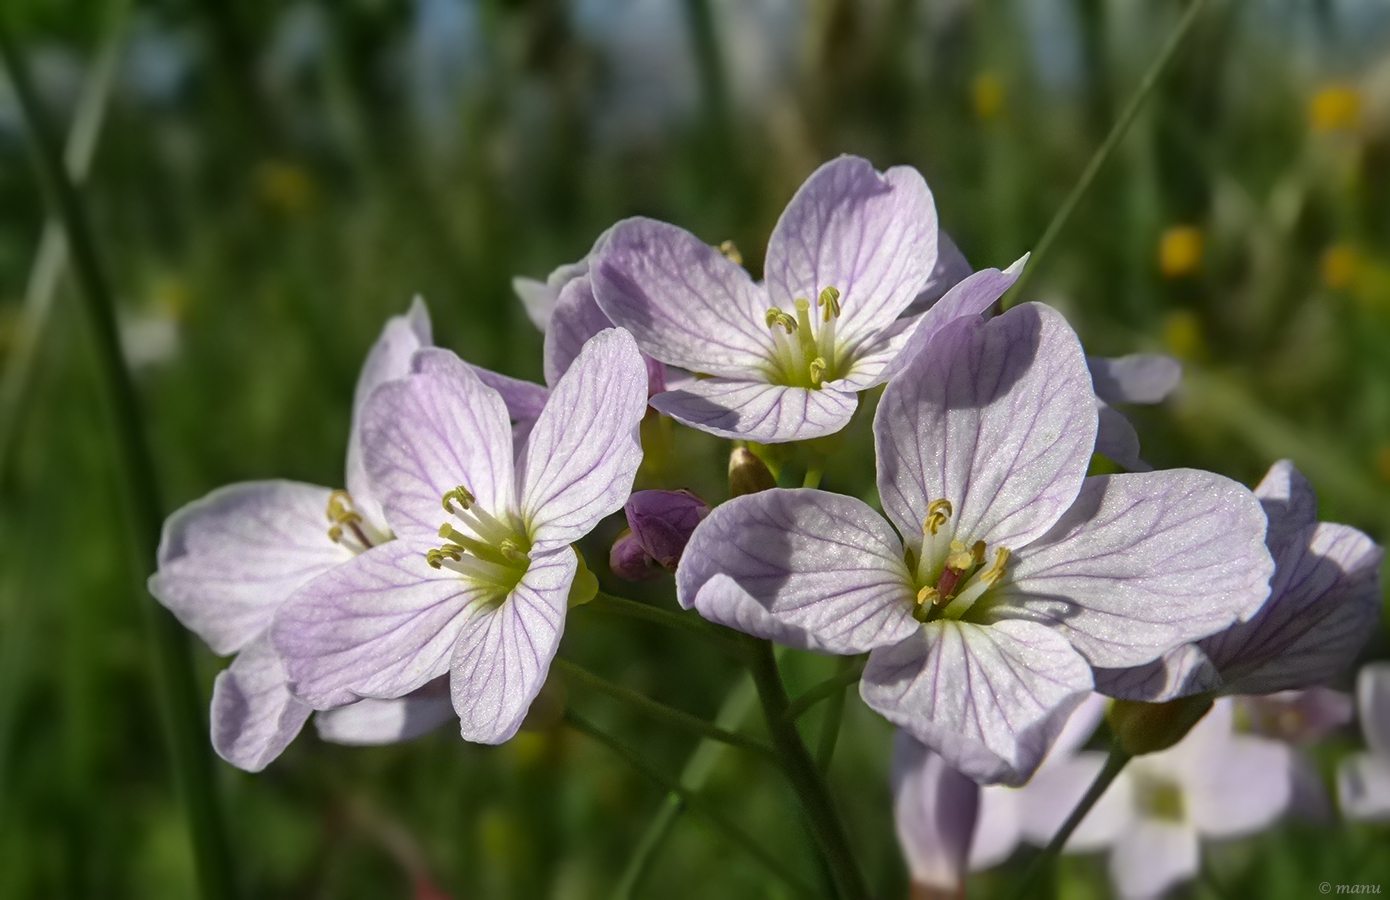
top-left (861, 619), bottom-right (1094, 786)
top-left (1095, 401), bottom-right (1151, 472)
top-left (273, 541), bottom-right (490, 708)
top-left (1337, 752), bottom-right (1390, 821)
top-left (875, 302), bottom-right (1097, 551)
top-left (313, 678), bottom-right (455, 745)
top-left (1003, 469), bottom-right (1275, 668)
top-left (1183, 733), bottom-right (1291, 837)
top-left (682, 573), bottom-right (835, 651)
top-left (362, 347), bottom-right (516, 542)
top-left (1109, 820), bottom-right (1198, 900)
top-left (902, 230), bottom-right (974, 318)
top-left (651, 378), bottom-right (859, 443)
top-left (891, 732), bottom-right (980, 891)
top-left (517, 329), bottom-right (648, 550)
top-left (1254, 459), bottom-right (1318, 557)
top-left (679, 489), bottom-right (919, 653)
top-left (764, 156), bottom-right (939, 348)
top-left (1086, 354), bottom-right (1181, 405)
top-left (150, 481), bottom-right (349, 655)
top-left (1091, 642), bottom-right (1223, 703)
top-left (1019, 752), bottom-right (1134, 852)
top-left (1358, 662), bottom-right (1390, 757)
top-left (513, 275), bottom-right (561, 332)
top-left (209, 636), bottom-right (312, 772)
top-left (969, 785), bottom-right (1022, 870)
top-left (592, 217), bottom-right (772, 376)
top-left (449, 547), bottom-right (574, 743)
top-left (543, 275), bottom-right (616, 386)
top-left (346, 297), bottom-right (433, 530)
top-left (468, 364), bottom-right (550, 442)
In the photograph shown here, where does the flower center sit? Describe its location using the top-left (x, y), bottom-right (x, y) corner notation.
top-left (764, 286), bottom-right (844, 389)
top-left (424, 483), bottom-right (531, 601)
top-left (1134, 773), bottom-right (1185, 822)
top-left (905, 498), bottom-right (1012, 622)
top-left (325, 490), bottom-right (389, 554)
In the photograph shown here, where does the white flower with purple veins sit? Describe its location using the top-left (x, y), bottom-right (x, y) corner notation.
top-left (1339, 662), bottom-right (1390, 821)
top-left (594, 155), bottom-right (1033, 442)
top-left (272, 329), bottom-right (648, 744)
top-left (1029, 698), bottom-right (1291, 900)
top-left (149, 299), bottom-right (455, 771)
top-left (1096, 460), bottom-right (1383, 702)
top-left (678, 302), bottom-right (1275, 784)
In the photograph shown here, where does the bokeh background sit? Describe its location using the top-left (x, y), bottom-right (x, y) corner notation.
top-left (2, 0), bottom-right (1389, 897)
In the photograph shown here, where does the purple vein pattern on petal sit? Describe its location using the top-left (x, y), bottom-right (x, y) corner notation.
top-left (764, 156), bottom-right (939, 349)
top-left (677, 489), bottom-right (919, 654)
top-left (468, 364), bottom-right (550, 441)
top-left (273, 541), bottom-right (490, 708)
top-left (150, 480), bottom-right (350, 656)
top-left (543, 275), bottom-right (616, 386)
top-left (1005, 470), bottom-right (1275, 669)
top-left (592, 217), bottom-right (771, 376)
top-left (209, 636), bottom-right (313, 772)
top-left (314, 678), bottom-right (455, 746)
top-left (346, 297), bottom-right (433, 528)
top-left (892, 732), bottom-right (980, 891)
top-left (449, 546), bottom-right (574, 743)
top-left (650, 378), bottom-right (859, 443)
top-left (903, 230), bottom-right (974, 318)
top-left (876, 303), bottom-right (1097, 551)
top-left (861, 618), bottom-right (1093, 786)
top-left (1092, 641), bottom-right (1223, 702)
top-left (1086, 354), bottom-right (1181, 406)
top-left (362, 348), bottom-right (516, 542)
top-left (1255, 459), bottom-right (1318, 557)
top-left (518, 329), bottom-right (647, 550)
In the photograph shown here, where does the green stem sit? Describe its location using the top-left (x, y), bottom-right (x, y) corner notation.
top-left (783, 663), bottom-right (865, 723)
top-left (1012, 746), bottom-right (1132, 900)
top-left (553, 659), bottom-right (773, 762)
top-left (0, 21), bottom-right (236, 900)
top-left (586, 591), bottom-right (746, 657)
top-left (802, 466), bottom-right (823, 489)
top-left (1003, 0), bottom-right (1212, 307)
top-left (564, 710), bottom-right (817, 899)
top-left (745, 638), bottom-right (868, 900)
top-left (814, 659), bottom-right (854, 772)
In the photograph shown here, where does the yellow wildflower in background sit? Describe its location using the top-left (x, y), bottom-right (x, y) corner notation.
top-left (972, 72), bottom-right (1004, 121)
top-left (1309, 84), bottom-right (1361, 134)
top-left (1321, 244), bottom-right (1360, 291)
top-left (254, 160), bottom-right (316, 215)
top-left (1163, 310), bottom-right (1204, 360)
top-left (1159, 226), bottom-right (1204, 278)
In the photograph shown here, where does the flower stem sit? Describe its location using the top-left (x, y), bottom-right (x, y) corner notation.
top-left (814, 658), bottom-right (855, 771)
top-left (783, 662), bottom-right (865, 723)
top-left (1011, 745), bottom-right (1132, 900)
top-left (745, 637), bottom-right (868, 900)
top-left (564, 710), bottom-right (818, 899)
top-left (0, 21), bottom-right (236, 900)
top-left (1003, 0), bottom-right (1212, 307)
top-left (586, 591), bottom-right (747, 657)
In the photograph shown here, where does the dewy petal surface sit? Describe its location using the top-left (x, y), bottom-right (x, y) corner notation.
top-left (517, 328), bottom-right (647, 551)
top-left (273, 541), bottom-right (493, 708)
top-left (861, 618), bottom-right (1094, 786)
top-left (891, 732), bottom-right (980, 891)
top-left (209, 636), bottom-right (313, 772)
top-left (313, 678), bottom-right (455, 746)
top-left (1086, 354), bottom-right (1181, 406)
top-left (151, 480), bottom-right (349, 656)
top-left (592, 217), bottom-right (772, 377)
top-left (362, 348), bottom-right (516, 542)
top-left (449, 546), bottom-right (575, 744)
top-left (542, 275), bottom-right (616, 387)
top-left (1003, 469), bottom-right (1275, 669)
top-left (650, 378), bottom-right (859, 443)
top-left (764, 156), bottom-right (939, 349)
top-left (1255, 459), bottom-right (1318, 556)
top-left (875, 303), bottom-right (1097, 551)
top-left (678, 489), bottom-right (919, 655)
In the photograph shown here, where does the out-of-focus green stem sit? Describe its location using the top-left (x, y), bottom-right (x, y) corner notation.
top-left (0, 21), bottom-right (236, 900)
top-left (784, 663), bottom-right (864, 723)
top-left (1004, 0), bottom-right (1212, 307)
top-left (814, 658), bottom-right (854, 771)
top-left (587, 591), bottom-right (746, 657)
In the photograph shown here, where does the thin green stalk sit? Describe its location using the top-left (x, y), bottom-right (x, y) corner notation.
top-left (0, 22), bottom-right (236, 900)
top-left (802, 466), bottom-right (823, 489)
top-left (746, 637), bottom-right (868, 900)
top-left (1012, 747), bottom-right (1132, 900)
top-left (784, 663), bottom-right (864, 723)
top-left (553, 658), bottom-right (773, 762)
top-left (814, 658), bottom-right (854, 771)
top-left (564, 710), bottom-right (818, 899)
top-left (586, 591), bottom-right (746, 657)
top-left (1003, 0), bottom-right (1212, 307)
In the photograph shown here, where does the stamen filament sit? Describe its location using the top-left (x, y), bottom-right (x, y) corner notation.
top-left (438, 524), bottom-right (512, 565)
top-left (433, 551), bottom-right (517, 585)
top-left (794, 299), bottom-right (820, 365)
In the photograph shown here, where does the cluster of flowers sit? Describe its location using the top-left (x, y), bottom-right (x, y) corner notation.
top-left (151, 156), bottom-right (1386, 897)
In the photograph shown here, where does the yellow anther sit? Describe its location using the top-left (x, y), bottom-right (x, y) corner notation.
top-left (328, 525), bottom-right (344, 543)
top-left (946, 540), bottom-right (975, 572)
top-left (915, 585), bottom-right (940, 607)
top-left (719, 240), bottom-right (743, 265)
top-left (808, 357), bottom-right (828, 386)
top-left (425, 544), bottom-right (464, 569)
top-left (499, 539), bottom-right (528, 562)
top-left (326, 489), bottom-right (355, 522)
top-left (928, 499), bottom-right (954, 518)
top-left (442, 485), bottom-right (476, 514)
top-left (765, 308), bottom-right (798, 333)
top-left (979, 547), bottom-right (1011, 587)
top-left (971, 540), bottom-right (986, 566)
top-left (818, 286), bottom-right (841, 321)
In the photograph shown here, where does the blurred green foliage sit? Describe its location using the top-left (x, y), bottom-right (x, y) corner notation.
top-left (0, 0), bottom-right (1387, 897)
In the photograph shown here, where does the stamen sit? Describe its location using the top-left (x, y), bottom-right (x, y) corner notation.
top-left (719, 240), bottom-right (743, 265)
top-left (945, 539), bottom-right (974, 572)
top-left (924, 499), bottom-right (953, 536)
top-left (970, 540), bottom-right (987, 566)
top-left (326, 489), bottom-right (355, 522)
top-left (793, 298), bottom-right (820, 365)
top-left (765, 308), bottom-right (798, 333)
top-left (818, 286), bottom-right (841, 321)
top-left (978, 547), bottom-right (1011, 587)
top-left (328, 524), bottom-right (344, 543)
top-left (499, 539), bottom-right (528, 562)
top-left (939, 547), bottom-right (1012, 619)
top-left (442, 485), bottom-right (476, 514)
top-left (808, 357), bottom-right (828, 387)
top-left (915, 585), bottom-right (940, 607)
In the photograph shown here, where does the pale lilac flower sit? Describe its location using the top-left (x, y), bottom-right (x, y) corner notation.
top-left (272, 329), bottom-right (648, 744)
top-left (1096, 460), bottom-right (1383, 702)
top-left (1338, 662), bottom-right (1390, 821)
top-left (149, 299), bottom-right (456, 771)
top-left (595, 155), bottom-right (1023, 442)
top-left (677, 303), bottom-right (1274, 783)
top-left (1231, 688), bottom-right (1354, 822)
top-left (1027, 698), bottom-right (1291, 900)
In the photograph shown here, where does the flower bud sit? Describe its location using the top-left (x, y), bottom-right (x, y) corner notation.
top-left (625, 489), bottom-right (710, 569)
top-left (609, 528), bottom-right (663, 581)
top-left (1108, 692), bottom-right (1215, 756)
top-left (729, 447), bottom-right (776, 497)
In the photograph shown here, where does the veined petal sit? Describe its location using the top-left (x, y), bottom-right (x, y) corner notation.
top-left (677, 489), bottom-right (919, 654)
top-left (1359, 663), bottom-right (1390, 757)
top-left (151, 481), bottom-right (349, 656)
top-left (1086, 354), bottom-right (1181, 406)
top-left (518, 329), bottom-right (647, 550)
top-left (1092, 642), bottom-right (1223, 703)
top-left (468, 364), bottom-right (550, 441)
top-left (313, 678), bottom-right (455, 745)
top-left (1004, 470), bottom-right (1275, 669)
top-left (1109, 820), bottom-right (1198, 900)
top-left (1255, 460), bottom-right (1318, 557)
top-left (891, 732), bottom-right (980, 891)
top-left (1095, 402), bottom-right (1151, 473)
top-left (835, 315), bottom-right (915, 392)
top-left (765, 156), bottom-right (939, 347)
top-left (861, 619), bottom-right (1094, 786)
top-left (273, 541), bottom-right (490, 708)
top-left (362, 347), bottom-right (516, 542)
top-left (543, 275), bottom-right (616, 387)
top-left (346, 297), bottom-right (433, 530)
top-left (209, 636), bottom-right (313, 772)
top-left (592, 217), bottom-right (772, 377)
top-left (875, 303), bottom-right (1097, 551)
top-left (684, 574), bottom-right (838, 651)
top-left (903, 230), bottom-right (974, 318)
top-left (651, 379), bottom-right (859, 443)
top-left (449, 547), bottom-right (574, 744)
